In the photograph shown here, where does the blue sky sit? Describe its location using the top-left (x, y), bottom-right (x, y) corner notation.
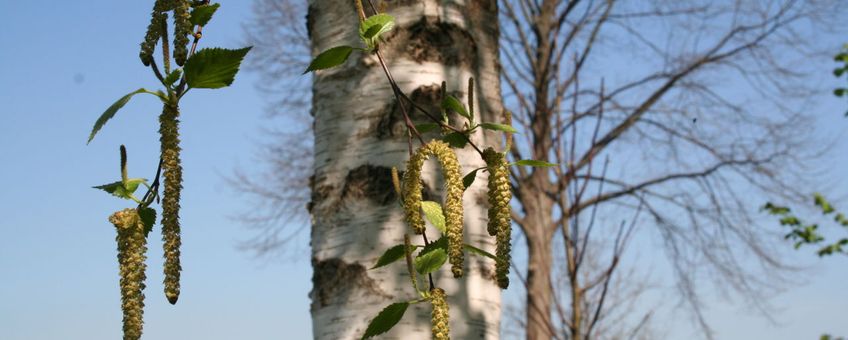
top-left (0, 1), bottom-right (846, 340)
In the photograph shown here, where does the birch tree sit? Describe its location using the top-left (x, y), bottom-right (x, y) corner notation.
top-left (305, 1), bottom-right (505, 338)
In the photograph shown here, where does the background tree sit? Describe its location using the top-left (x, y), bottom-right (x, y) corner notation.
top-left (241, 0), bottom-right (846, 339)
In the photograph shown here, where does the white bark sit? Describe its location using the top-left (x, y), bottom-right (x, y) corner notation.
top-left (307, 1), bottom-right (504, 339)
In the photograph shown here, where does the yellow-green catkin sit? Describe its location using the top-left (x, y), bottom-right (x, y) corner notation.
top-left (401, 141), bottom-right (465, 277)
top-left (391, 167), bottom-right (401, 196)
top-left (430, 288), bottom-right (450, 340)
top-left (483, 148), bottom-right (512, 289)
top-left (139, 10), bottom-right (166, 66)
top-left (172, 0), bottom-right (192, 66)
top-left (109, 209), bottom-right (148, 340)
top-left (160, 103), bottom-right (183, 304)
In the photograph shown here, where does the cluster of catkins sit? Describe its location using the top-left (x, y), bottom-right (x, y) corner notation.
top-left (111, 2), bottom-right (195, 339)
top-left (109, 209), bottom-right (149, 340)
top-left (400, 141), bottom-right (513, 285)
top-left (402, 140), bottom-right (465, 277)
top-left (139, 0), bottom-right (193, 67)
top-left (399, 136), bottom-right (513, 339)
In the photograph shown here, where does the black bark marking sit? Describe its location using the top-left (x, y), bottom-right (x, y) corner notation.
top-left (310, 258), bottom-right (391, 309)
top-left (404, 18), bottom-right (478, 67)
top-left (376, 84), bottom-right (442, 139)
top-left (341, 165), bottom-right (397, 205)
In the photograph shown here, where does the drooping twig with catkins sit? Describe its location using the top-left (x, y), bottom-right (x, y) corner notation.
top-left (88, 1), bottom-right (250, 337)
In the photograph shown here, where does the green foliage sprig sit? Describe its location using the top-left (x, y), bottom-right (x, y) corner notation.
top-left (763, 193), bottom-right (848, 256)
top-left (304, 2), bottom-right (554, 337)
top-left (88, 1), bottom-right (250, 338)
top-left (833, 44), bottom-right (848, 116)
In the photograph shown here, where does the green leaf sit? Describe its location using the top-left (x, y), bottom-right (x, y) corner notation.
top-left (779, 216), bottom-right (801, 226)
top-left (463, 169), bottom-right (480, 189)
top-left (762, 202), bottom-right (790, 215)
top-left (189, 3), bottom-right (220, 26)
top-left (359, 13), bottom-right (395, 48)
top-left (87, 88), bottom-right (158, 144)
top-left (479, 122), bottom-right (518, 134)
top-left (304, 46), bottom-right (354, 74)
top-left (372, 244), bottom-right (406, 269)
top-left (464, 243), bottom-right (497, 260)
top-left (421, 201), bottom-right (446, 234)
top-left (835, 88), bottom-right (846, 97)
top-left (361, 302), bottom-right (409, 339)
top-left (164, 69), bottom-right (182, 87)
top-left (512, 159), bottom-right (557, 167)
top-left (442, 95), bottom-right (471, 120)
top-left (414, 247), bottom-right (447, 275)
top-left (138, 207), bottom-right (156, 237)
top-left (834, 67), bottom-right (846, 77)
top-left (442, 132), bottom-right (469, 149)
top-left (414, 123), bottom-right (440, 134)
top-left (813, 193), bottom-right (835, 214)
top-left (184, 47), bottom-right (252, 89)
top-left (93, 178), bottom-right (148, 200)
top-left (420, 237), bottom-right (448, 256)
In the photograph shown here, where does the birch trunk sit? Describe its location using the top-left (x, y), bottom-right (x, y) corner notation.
top-left (307, 1), bottom-right (504, 339)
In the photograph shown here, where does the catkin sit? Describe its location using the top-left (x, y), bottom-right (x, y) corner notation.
top-left (159, 103), bottom-right (183, 304)
top-left (139, 11), bottom-right (166, 66)
top-left (109, 209), bottom-right (148, 340)
top-left (172, 0), bottom-right (192, 66)
top-left (430, 288), bottom-right (450, 340)
top-left (483, 148), bottom-right (512, 289)
top-left (401, 140), bottom-right (465, 277)
top-left (391, 167), bottom-right (401, 196)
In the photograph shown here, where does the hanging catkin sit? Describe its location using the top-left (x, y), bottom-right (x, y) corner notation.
top-left (401, 140), bottom-right (465, 277)
top-left (483, 147), bottom-right (512, 288)
top-left (172, 0), bottom-right (192, 66)
top-left (159, 103), bottom-right (183, 304)
top-left (430, 288), bottom-right (450, 340)
top-left (110, 208), bottom-right (148, 340)
top-left (139, 11), bottom-right (165, 66)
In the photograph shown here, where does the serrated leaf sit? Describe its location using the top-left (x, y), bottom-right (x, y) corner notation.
top-left (442, 95), bottom-right (470, 120)
top-left (361, 302), bottom-right (409, 339)
top-left (420, 237), bottom-right (448, 256)
top-left (442, 132), bottom-right (468, 149)
top-left (421, 201), bottom-right (446, 234)
top-left (415, 123), bottom-right (440, 134)
top-left (138, 207), bottom-right (156, 237)
top-left (164, 69), bottom-right (182, 87)
top-left (463, 169), bottom-right (479, 190)
top-left (184, 47), bottom-right (252, 89)
top-left (359, 13), bottom-right (395, 48)
top-left (414, 247), bottom-right (447, 275)
top-left (372, 244), bottom-right (406, 269)
top-left (479, 122), bottom-right (517, 133)
top-left (87, 88), bottom-right (159, 144)
top-left (512, 159), bottom-right (557, 167)
top-left (464, 243), bottom-right (497, 260)
top-left (190, 3), bottom-right (220, 26)
top-left (93, 178), bottom-right (148, 200)
top-left (304, 46), bottom-right (354, 74)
